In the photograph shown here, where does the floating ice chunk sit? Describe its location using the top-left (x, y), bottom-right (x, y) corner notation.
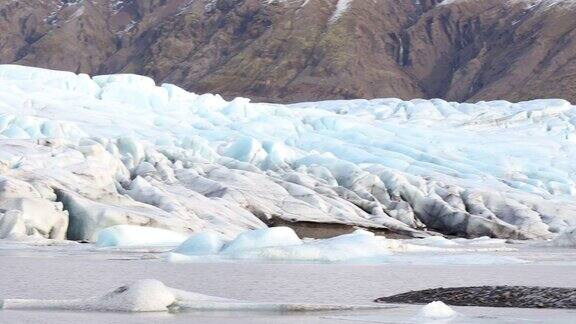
top-left (174, 231), bottom-right (228, 255)
top-left (170, 229), bottom-right (447, 263)
top-left (228, 229), bottom-right (393, 262)
top-left (95, 279), bottom-right (176, 312)
top-left (222, 227), bottom-right (302, 253)
top-left (0, 279), bottom-right (383, 313)
top-left (418, 301), bottom-right (457, 319)
top-left (0, 279), bottom-right (176, 312)
top-left (95, 225), bottom-right (188, 247)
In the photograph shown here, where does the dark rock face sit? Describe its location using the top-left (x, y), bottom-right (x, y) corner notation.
top-left (375, 286), bottom-right (576, 309)
top-left (1, 0), bottom-right (576, 103)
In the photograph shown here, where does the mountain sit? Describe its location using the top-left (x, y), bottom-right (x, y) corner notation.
top-left (1, 0), bottom-right (575, 103)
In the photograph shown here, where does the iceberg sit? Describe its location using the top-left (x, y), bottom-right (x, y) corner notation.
top-left (0, 279), bottom-right (382, 313)
top-left (224, 229), bottom-right (394, 262)
top-left (170, 228), bottom-right (408, 263)
top-left (173, 231), bottom-right (228, 255)
top-left (95, 225), bottom-right (188, 247)
top-left (418, 301), bottom-right (458, 319)
top-left (221, 227), bottom-right (302, 253)
top-left (0, 279), bottom-right (175, 312)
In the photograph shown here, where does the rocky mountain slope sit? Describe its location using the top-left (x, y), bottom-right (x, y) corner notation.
top-left (1, 0), bottom-right (575, 103)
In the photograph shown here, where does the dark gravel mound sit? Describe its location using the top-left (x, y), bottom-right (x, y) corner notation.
top-left (375, 286), bottom-right (576, 309)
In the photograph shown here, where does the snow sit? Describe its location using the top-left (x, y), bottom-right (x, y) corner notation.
top-left (418, 301), bottom-right (458, 319)
top-left (0, 64), bottom-right (575, 243)
top-left (95, 225), bottom-right (188, 247)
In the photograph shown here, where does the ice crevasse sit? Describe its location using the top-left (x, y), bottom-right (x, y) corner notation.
top-left (0, 64), bottom-right (575, 242)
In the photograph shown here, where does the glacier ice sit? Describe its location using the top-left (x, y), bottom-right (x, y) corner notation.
top-left (0, 64), bottom-right (575, 242)
top-left (0, 177), bottom-right (68, 240)
top-left (0, 211), bottom-right (26, 239)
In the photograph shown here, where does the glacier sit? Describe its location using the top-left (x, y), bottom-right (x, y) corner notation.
top-left (0, 64), bottom-right (575, 243)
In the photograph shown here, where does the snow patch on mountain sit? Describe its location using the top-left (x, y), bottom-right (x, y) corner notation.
top-left (330, 0), bottom-right (353, 23)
